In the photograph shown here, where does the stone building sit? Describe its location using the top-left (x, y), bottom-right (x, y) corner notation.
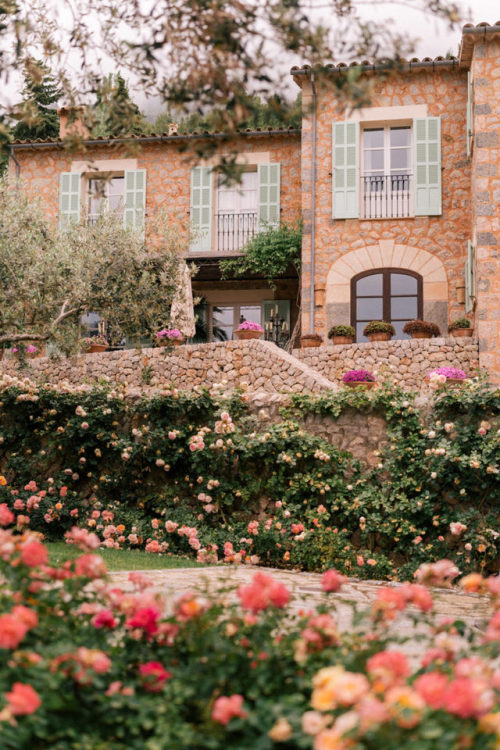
top-left (7, 22), bottom-right (500, 380)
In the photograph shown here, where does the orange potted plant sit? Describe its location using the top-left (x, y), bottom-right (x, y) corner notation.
top-left (233, 321), bottom-right (264, 341)
top-left (449, 318), bottom-right (473, 338)
top-left (402, 320), bottom-right (441, 339)
top-left (328, 324), bottom-right (355, 345)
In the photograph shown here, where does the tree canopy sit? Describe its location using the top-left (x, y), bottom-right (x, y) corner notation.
top-left (13, 60), bottom-right (62, 141)
top-left (0, 0), bottom-right (463, 166)
top-left (0, 179), bottom-right (182, 352)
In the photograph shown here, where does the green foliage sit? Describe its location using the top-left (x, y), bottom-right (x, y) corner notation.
top-left (0, 377), bottom-right (499, 580)
top-left (220, 222), bottom-right (301, 288)
top-left (328, 325), bottom-right (355, 338)
top-left (89, 74), bottom-right (146, 137)
top-left (363, 320), bottom-right (395, 336)
top-left (449, 317), bottom-right (472, 330)
top-left (13, 60), bottom-right (61, 141)
top-left (150, 94), bottom-right (302, 135)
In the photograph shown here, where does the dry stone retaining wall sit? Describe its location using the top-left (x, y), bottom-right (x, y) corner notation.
top-left (0, 340), bottom-right (336, 394)
top-left (294, 338), bottom-right (480, 389)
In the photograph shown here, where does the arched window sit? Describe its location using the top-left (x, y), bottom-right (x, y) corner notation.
top-left (351, 268), bottom-right (423, 342)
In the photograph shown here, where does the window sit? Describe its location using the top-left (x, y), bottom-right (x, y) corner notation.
top-left (211, 304), bottom-right (262, 341)
top-left (216, 170), bottom-right (258, 253)
top-left (361, 126), bottom-right (412, 218)
top-left (351, 269), bottom-right (423, 342)
top-left (88, 176), bottom-right (125, 223)
top-left (332, 116), bottom-right (441, 220)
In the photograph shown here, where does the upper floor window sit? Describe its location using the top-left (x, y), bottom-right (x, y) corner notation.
top-left (189, 163), bottom-right (280, 254)
top-left (88, 176), bottom-right (125, 223)
top-left (332, 117), bottom-right (441, 221)
top-left (362, 126), bottom-right (412, 219)
top-left (216, 170), bottom-right (258, 253)
top-left (59, 169), bottom-right (146, 231)
top-left (351, 268), bottom-right (423, 342)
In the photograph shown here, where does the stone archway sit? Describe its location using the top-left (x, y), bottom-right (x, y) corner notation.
top-left (325, 240), bottom-right (448, 336)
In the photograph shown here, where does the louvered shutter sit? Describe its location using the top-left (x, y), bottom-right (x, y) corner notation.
top-left (124, 169), bottom-right (146, 230)
top-left (190, 167), bottom-right (213, 252)
top-left (332, 121), bottom-right (359, 219)
top-left (466, 72), bottom-right (473, 159)
top-left (59, 172), bottom-right (81, 229)
top-left (414, 117), bottom-right (442, 216)
top-left (258, 163), bottom-right (280, 228)
top-left (465, 240), bottom-right (475, 313)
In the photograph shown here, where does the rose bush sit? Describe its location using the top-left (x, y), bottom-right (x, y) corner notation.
top-left (1, 517), bottom-right (500, 748)
top-left (0, 373), bottom-right (499, 580)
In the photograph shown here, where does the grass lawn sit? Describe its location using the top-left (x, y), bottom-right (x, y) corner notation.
top-left (46, 542), bottom-right (205, 571)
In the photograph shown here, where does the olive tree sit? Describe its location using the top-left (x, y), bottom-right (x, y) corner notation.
top-left (0, 179), bottom-right (182, 351)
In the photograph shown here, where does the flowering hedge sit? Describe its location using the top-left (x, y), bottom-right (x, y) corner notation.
top-left (2, 522), bottom-right (500, 748)
top-left (0, 374), bottom-right (499, 579)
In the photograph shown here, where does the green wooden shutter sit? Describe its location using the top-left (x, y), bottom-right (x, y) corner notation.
top-left (466, 72), bottom-right (473, 159)
top-left (262, 300), bottom-right (291, 329)
top-left (465, 240), bottom-right (475, 313)
top-left (414, 116), bottom-right (442, 216)
top-left (59, 172), bottom-right (81, 229)
top-left (124, 169), bottom-right (146, 230)
top-left (332, 121), bottom-right (359, 219)
top-left (190, 166), bottom-right (213, 252)
top-left (258, 163), bottom-right (280, 229)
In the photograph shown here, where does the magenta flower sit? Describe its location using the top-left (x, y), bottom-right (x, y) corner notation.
top-left (342, 369), bottom-right (375, 383)
top-left (237, 321), bottom-right (264, 332)
top-left (156, 328), bottom-right (183, 340)
top-left (428, 367), bottom-right (466, 380)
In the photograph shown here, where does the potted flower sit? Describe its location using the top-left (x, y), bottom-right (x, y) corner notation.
top-left (82, 335), bottom-right (108, 354)
top-left (427, 366), bottom-right (468, 386)
top-left (342, 369), bottom-right (376, 389)
top-left (402, 319), bottom-right (441, 339)
top-left (363, 321), bottom-right (395, 342)
top-left (234, 321), bottom-right (264, 341)
top-left (449, 318), bottom-right (473, 338)
top-left (300, 333), bottom-right (323, 348)
top-left (156, 328), bottom-right (184, 347)
top-left (328, 324), bottom-right (355, 345)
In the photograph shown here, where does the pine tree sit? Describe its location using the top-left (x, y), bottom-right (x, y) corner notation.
top-left (13, 62), bottom-right (62, 141)
top-left (90, 74), bottom-right (145, 137)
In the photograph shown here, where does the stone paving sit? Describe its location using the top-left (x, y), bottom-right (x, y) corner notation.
top-left (110, 565), bottom-right (491, 641)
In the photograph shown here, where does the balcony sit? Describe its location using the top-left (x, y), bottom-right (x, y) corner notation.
top-left (361, 174), bottom-right (412, 219)
top-left (216, 211), bottom-right (258, 254)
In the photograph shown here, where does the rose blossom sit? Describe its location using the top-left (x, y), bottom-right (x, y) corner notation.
top-left (211, 694), bottom-right (247, 725)
top-left (5, 683), bottom-right (41, 715)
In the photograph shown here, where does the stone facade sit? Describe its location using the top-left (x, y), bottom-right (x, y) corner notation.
top-left (295, 338), bottom-right (479, 389)
top-left (469, 37), bottom-right (500, 382)
top-left (297, 67), bottom-right (471, 340)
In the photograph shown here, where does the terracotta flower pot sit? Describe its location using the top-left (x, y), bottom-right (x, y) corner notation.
top-left (88, 344), bottom-right (108, 353)
top-left (345, 381), bottom-right (376, 389)
top-left (410, 331), bottom-right (432, 339)
top-left (446, 377), bottom-right (468, 385)
top-left (234, 329), bottom-right (263, 340)
top-left (331, 335), bottom-right (355, 345)
top-left (300, 334), bottom-right (322, 348)
top-left (367, 332), bottom-right (391, 342)
top-left (450, 328), bottom-right (473, 338)
top-left (159, 338), bottom-right (184, 347)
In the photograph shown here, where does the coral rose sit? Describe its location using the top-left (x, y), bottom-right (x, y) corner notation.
top-left (20, 540), bottom-right (48, 567)
top-left (211, 694), bottom-right (247, 725)
top-left (139, 661), bottom-right (172, 692)
top-left (0, 503), bottom-right (14, 527)
top-left (414, 672), bottom-right (448, 709)
top-left (0, 614), bottom-right (29, 649)
top-left (237, 572), bottom-right (290, 613)
top-left (321, 569), bottom-right (346, 592)
top-left (5, 683), bottom-right (41, 715)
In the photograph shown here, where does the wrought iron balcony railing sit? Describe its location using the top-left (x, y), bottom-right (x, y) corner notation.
top-left (216, 211), bottom-right (258, 254)
top-left (361, 173), bottom-right (412, 219)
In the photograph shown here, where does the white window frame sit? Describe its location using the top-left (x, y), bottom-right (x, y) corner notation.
top-left (360, 124), bottom-right (413, 219)
top-left (87, 173), bottom-right (125, 224)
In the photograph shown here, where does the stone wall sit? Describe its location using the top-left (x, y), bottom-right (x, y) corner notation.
top-left (294, 337), bottom-right (479, 389)
top-left (0, 340), bottom-right (336, 394)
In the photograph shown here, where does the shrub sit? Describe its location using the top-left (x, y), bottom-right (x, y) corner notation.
top-left (402, 319), bottom-right (441, 337)
top-left (0, 524), bottom-right (500, 749)
top-left (328, 324), bottom-right (355, 339)
top-left (363, 321), bottom-right (395, 336)
top-left (449, 317), bottom-right (472, 330)
top-left (236, 321), bottom-right (264, 332)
